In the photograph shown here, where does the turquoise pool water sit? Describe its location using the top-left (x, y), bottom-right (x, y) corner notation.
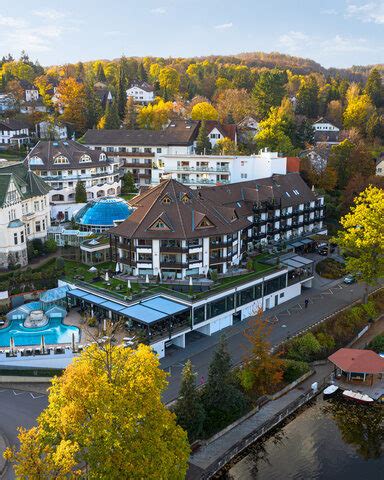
top-left (0, 319), bottom-right (80, 347)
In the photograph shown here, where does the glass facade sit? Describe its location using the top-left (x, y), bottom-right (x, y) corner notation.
top-left (75, 197), bottom-right (133, 229)
top-left (264, 274), bottom-right (287, 295)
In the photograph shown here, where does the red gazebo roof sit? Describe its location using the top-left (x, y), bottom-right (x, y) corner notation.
top-left (328, 348), bottom-right (384, 374)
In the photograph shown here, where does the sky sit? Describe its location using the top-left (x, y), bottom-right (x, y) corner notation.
top-left (0, 0), bottom-right (383, 68)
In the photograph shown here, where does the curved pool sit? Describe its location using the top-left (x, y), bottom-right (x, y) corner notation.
top-left (0, 319), bottom-right (80, 347)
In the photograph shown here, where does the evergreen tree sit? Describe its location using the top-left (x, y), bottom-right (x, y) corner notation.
top-left (75, 181), bottom-right (87, 203)
top-left (137, 63), bottom-right (148, 82)
top-left (75, 61), bottom-right (86, 81)
top-left (252, 69), bottom-right (288, 119)
top-left (117, 62), bottom-right (128, 119)
top-left (195, 121), bottom-right (212, 155)
top-left (296, 75), bottom-right (319, 118)
top-left (173, 361), bottom-right (205, 443)
top-left (95, 62), bottom-right (106, 83)
top-left (365, 68), bottom-right (384, 108)
top-left (85, 82), bottom-right (102, 129)
top-left (104, 100), bottom-right (120, 129)
top-left (121, 172), bottom-right (137, 194)
top-left (201, 337), bottom-right (249, 436)
top-left (123, 97), bottom-right (137, 129)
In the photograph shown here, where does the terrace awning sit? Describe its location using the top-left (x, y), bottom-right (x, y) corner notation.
top-left (141, 297), bottom-right (188, 315)
top-left (120, 304), bottom-right (166, 324)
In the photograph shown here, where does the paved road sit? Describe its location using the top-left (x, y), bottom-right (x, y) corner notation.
top-left (0, 388), bottom-right (47, 479)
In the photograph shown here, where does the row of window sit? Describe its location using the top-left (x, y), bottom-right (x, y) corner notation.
top-left (193, 274), bottom-right (287, 324)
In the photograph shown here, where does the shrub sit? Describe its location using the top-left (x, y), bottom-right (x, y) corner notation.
top-left (45, 238), bottom-right (58, 254)
top-left (316, 332), bottom-right (335, 355)
top-left (246, 260), bottom-right (253, 271)
top-left (286, 332), bottom-right (322, 362)
top-left (368, 334), bottom-right (384, 353)
top-left (283, 360), bottom-right (310, 383)
top-left (315, 258), bottom-right (345, 279)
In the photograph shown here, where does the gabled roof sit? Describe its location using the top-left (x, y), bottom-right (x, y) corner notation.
top-left (313, 117), bottom-right (339, 127)
top-left (110, 178), bottom-right (250, 240)
top-left (0, 119), bottom-right (30, 131)
top-left (128, 81), bottom-right (154, 93)
top-left (328, 348), bottom-right (384, 374)
top-left (25, 140), bottom-right (112, 170)
top-left (0, 162), bottom-right (50, 207)
top-left (82, 120), bottom-right (199, 147)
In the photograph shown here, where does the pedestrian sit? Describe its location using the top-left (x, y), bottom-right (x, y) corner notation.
top-left (200, 375), bottom-right (205, 385)
top-left (305, 298), bottom-right (309, 309)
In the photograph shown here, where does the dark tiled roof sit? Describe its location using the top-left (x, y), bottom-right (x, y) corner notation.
top-left (129, 81), bottom-right (154, 93)
top-left (314, 130), bottom-right (339, 143)
top-left (0, 162), bottom-right (50, 207)
top-left (0, 119), bottom-right (30, 130)
top-left (204, 121), bottom-right (237, 142)
top-left (110, 178), bottom-right (250, 240)
top-left (25, 140), bottom-right (112, 171)
top-left (82, 120), bottom-right (199, 147)
top-left (199, 173), bottom-right (317, 210)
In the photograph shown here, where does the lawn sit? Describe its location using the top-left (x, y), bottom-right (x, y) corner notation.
top-left (119, 193), bottom-right (137, 201)
top-left (0, 152), bottom-right (24, 161)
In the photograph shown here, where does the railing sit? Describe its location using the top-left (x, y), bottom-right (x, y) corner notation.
top-left (160, 261), bottom-right (187, 269)
top-left (200, 376), bottom-right (330, 479)
top-left (178, 178), bottom-right (230, 185)
top-left (176, 166), bottom-right (229, 172)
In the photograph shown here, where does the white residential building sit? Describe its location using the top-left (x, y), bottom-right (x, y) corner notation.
top-left (0, 162), bottom-right (50, 268)
top-left (82, 120), bottom-right (199, 186)
top-left (25, 140), bottom-right (121, 220)
top-left (0, 119), bottom-right (30, 147)
top-left (313, 117), bottom-right (340, 144)
top-left (153, 149), bottom-right (287, 187)
top-left (126, 82), bottom-right (154, 104)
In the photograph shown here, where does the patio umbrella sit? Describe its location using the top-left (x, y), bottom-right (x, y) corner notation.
top-left (189, 276), bottom-right (193, 286)
top-left (127, 279), bottom-right (131, 290)
top-left (10, 336), bottom-right (15, 353)
top-left (103, 318), bottom-right (107, 332)
top-left (40, 335), bottom-right (46, 354)
top-left (105, 271), bottom-right (109, 282)
top-left (115, 263), bottom-right (120, 273)
top-left (88, 266), bottom-right (97, 273)
top-left (71, 332), bottom-right (76, 352)
top-left (145, 274), bottom-right (149, 284)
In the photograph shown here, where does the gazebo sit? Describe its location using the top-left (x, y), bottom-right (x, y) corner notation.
top-left (328, 348), bottom-right (384, 386)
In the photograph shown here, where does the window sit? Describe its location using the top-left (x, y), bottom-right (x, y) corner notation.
top-left (157, 148), bottom-right (162, 153)
top-left (149, 218), bottom-right (171, 230)
top-left (80, 154), bottom-right (92, 163)
top-left (42, 218), bottom-right (46, 230)
top-left (54, 155), bottom-right (69, 164)
top-left (14, 233), bottom-right (18, 245)
top-left (196, 216), bottom-right (214, 228)
top-left (181, 194), bottom-right (190, 204)
top-left (241, 173), bottom-right (248, 179)
top-left (34, 201), bottom-right (39, 211)
top-left (8, 209), bottom-right (16, 221)
top-left (193, 306), bottom-right (206, 325)
top-left (35, 221), bottom-right (41, 233)
top-left (20, 231), bottom-right (24, 243)
top-left (26, 223), bottom-right (30, 235)
top-left (162, 195), bottom-right (171, 204)
top-left (264, 274), bottom-right (287, 295)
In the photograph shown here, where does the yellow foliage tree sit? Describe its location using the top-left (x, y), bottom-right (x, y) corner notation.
top-left (191, 101), bottom-right (218, 121)
top-left (137, 99), bottom-right (173, 129)
top-left (56, 78), bottom-right (87, 133)
top-left (214, 137), bottom-right (238, 155)
top-left (158, 66), bottom-right (180, 99)
top-left (5, 343), bottom-right (189, 479)
top-left (333, 186), bottom-right (384, 301)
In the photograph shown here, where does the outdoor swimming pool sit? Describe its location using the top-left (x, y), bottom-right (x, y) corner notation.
top-left (0, 319), bottom-right (80, 347)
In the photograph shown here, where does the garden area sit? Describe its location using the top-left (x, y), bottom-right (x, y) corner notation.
top-left (315, 258), bottom-right (346, 279)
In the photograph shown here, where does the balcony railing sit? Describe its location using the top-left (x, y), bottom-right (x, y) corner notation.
top-left (176, 165), bottom-right (230, 172)
top-left (160, 261), bottom-right (188, 269)
top-left (178, 178), bottom-right (230, 185)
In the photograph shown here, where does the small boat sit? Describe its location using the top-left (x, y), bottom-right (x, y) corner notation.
top-left (342, 390), bottom-right (374, 404)
top-left (323, 385), bottom-right (339, 399)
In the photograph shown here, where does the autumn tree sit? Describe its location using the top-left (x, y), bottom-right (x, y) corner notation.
top-left (343, 85), bottom-right (374, 135)
top-left (56, 78), bottom-right (87, 133)
top-left (75, 181), bottom-right (87, 203)
top-left (240, 309), bottom-right (284, 396)
top-left (326, 100), bottom-right (343, 126)
top-left (5, 343), bottom-right (189, 479)
top-left (123, 96), bottom-right (137, 129)
top-left (5, 79), bottom-right (24, 104)
top-left (137, 100), bottom-right (173, 130)
top-left (213, 137), bottom-right (238, 155)
top-left (201, 337), bottom-right (248, 436)
top-left (333, 186), bottom-right (384, 302)
top-left (191, 101), bottom-right (218, 121)
top-left (215, 88), bottom-right (255, 123)
top-left (34, 75), bottom-right (53, 107)
top-left (158, 66), bottom-right (180, 99)
top-left (173, 360), bottom-right (205, 443)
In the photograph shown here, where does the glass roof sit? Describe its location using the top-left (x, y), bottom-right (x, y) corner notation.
top-left (74, 196), bottom-right (133, 227)
top-left (141, 297), bottom-right (188, 315)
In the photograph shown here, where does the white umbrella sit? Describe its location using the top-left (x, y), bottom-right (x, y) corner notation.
top-left (88, 266), bottom-right (97, 272)
top-left (105, 271), bottom-right (109, 282)
top-left (145, 274), bottom-right (149, 284)
top-left (71, 332), bottom-right (76, 352)
top-left (127, 279), bottom-right (131, 290)
top-left (40, 335), bottom-right (46, 354)
top-left (115, 263), bottom-right (120, 273)
top-left (189, 276), bottom-right (193, 286)
top-left (103, 318), bottom-right (107, 332)
top-left (10, 336), bottom-right (14, 353)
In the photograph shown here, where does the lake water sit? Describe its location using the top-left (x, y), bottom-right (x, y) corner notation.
top-left (226, 396), bottom-right (383, 480)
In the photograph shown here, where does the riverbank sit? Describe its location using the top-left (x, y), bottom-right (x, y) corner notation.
top-left (187, 315), bottom-right (384, 479)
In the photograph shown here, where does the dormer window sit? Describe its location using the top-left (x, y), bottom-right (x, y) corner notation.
top-left (80, 154), bottom-right (92, 163)
top-left (148, 218), bottom-right (171, 231)
top-left (99, 153), bottom-right (106, 161)
top-left (162, 195), bottom-right (172, 205)
top-left (54, 155), bottom-right (69, 165)
top-left (196, 216), bottom-right (214, 229)
top-left (29, 156), bottom-right (44, 165)
top-left (181, 194), bottom-right (190, 204)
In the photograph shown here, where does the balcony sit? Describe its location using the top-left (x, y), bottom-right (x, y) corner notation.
top-left (176, 165), bottom-right (230, 173)
top-left (160, 261), bottom-right (188, 269)
top-left (124, 161), bottom-right (153, 168)
top-left (209, 256), bottom-right (228, 264)
top-left (178, 178), bottom-right (230, 186)
top-left (108, 151), bottom-right (155, 157)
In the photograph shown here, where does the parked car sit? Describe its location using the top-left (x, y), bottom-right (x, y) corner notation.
top-left (317, 246), bottom-right (328, 256)
top-left (343, 274), bottom-right (356, 284)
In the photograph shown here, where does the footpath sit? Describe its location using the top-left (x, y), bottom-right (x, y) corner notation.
top-left (187, 316), bottom-right (384, 479)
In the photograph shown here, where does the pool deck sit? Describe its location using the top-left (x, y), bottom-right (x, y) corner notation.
top-left (0, 349), bottom-right (77, 369)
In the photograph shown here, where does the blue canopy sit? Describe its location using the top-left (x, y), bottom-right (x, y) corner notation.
top-left (141, 297), bottom-right (188, 315)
